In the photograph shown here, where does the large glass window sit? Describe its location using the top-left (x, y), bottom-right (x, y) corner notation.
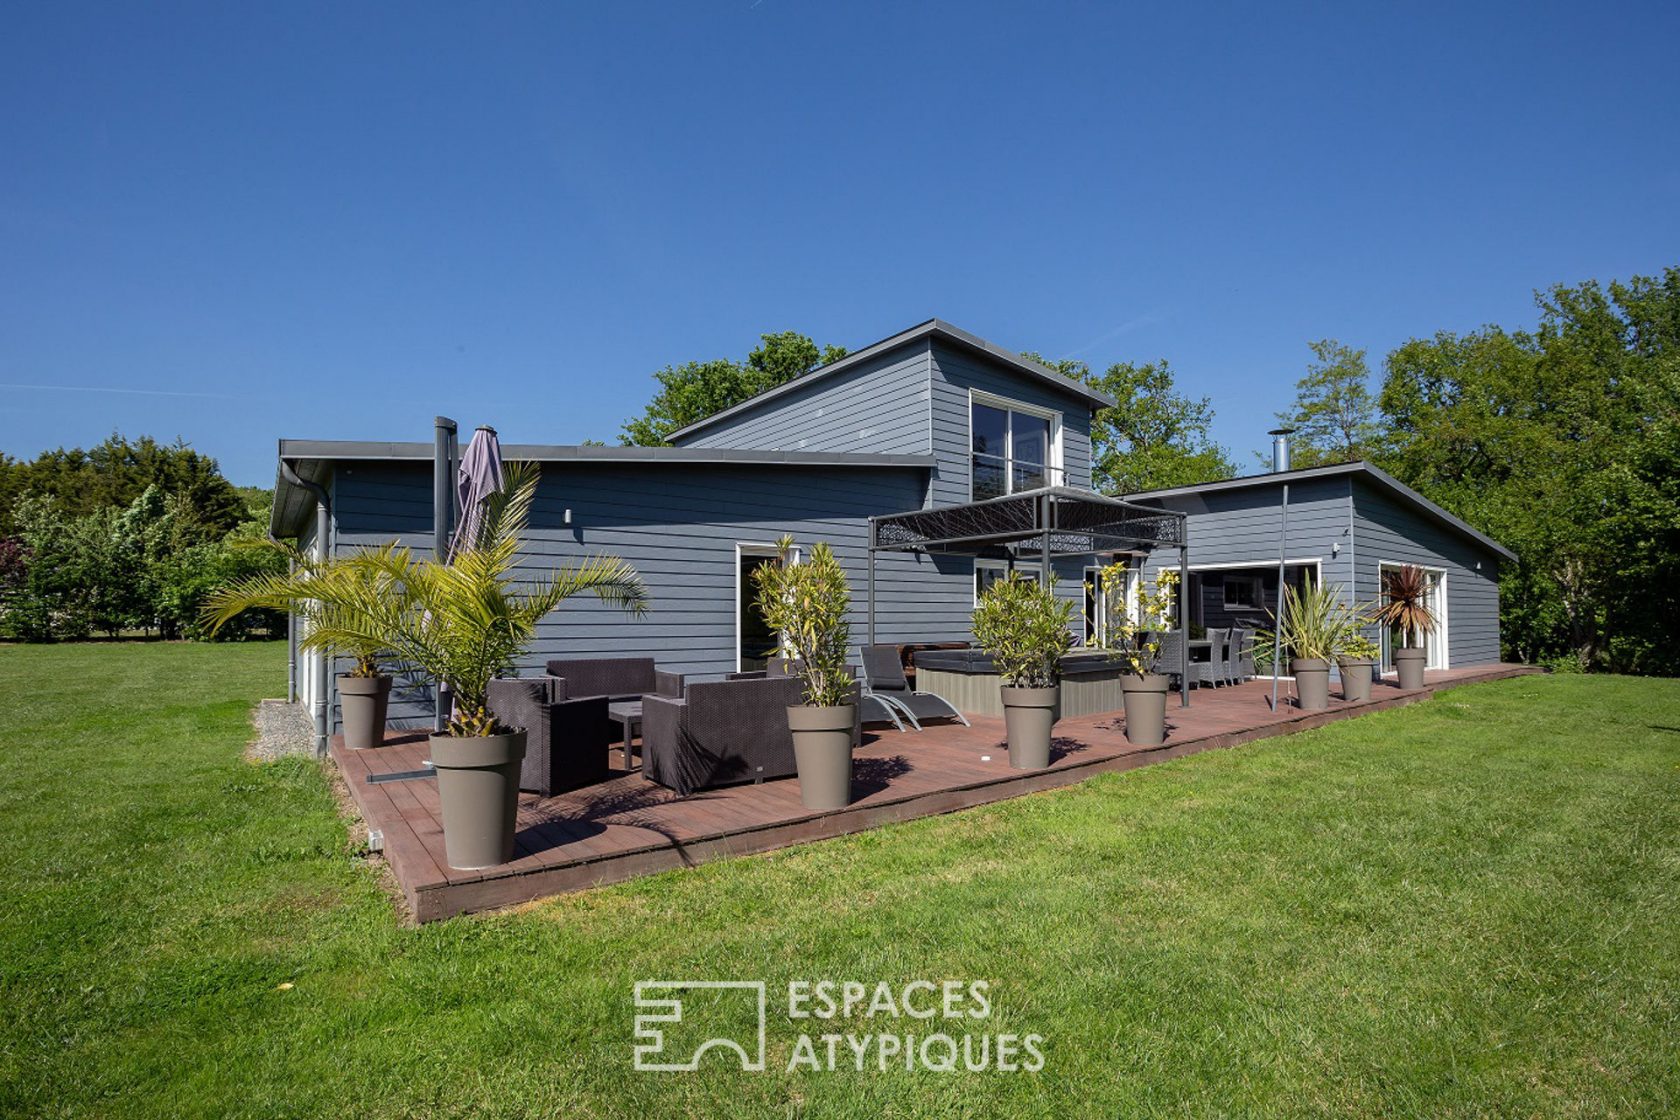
top-left (971, 398), bottom-right (1057, 499)
top-left (971, 403), bottom-right (1009, 500)
top-left (974, 560), bottom-right (1043, 605)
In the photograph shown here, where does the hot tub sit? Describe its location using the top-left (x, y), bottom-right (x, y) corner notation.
top-left (912, 649), bottom-right (1127, 718)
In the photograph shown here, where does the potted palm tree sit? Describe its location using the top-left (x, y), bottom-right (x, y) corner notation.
top-left (1337, 631), bottom-right (1381, 702)
top-left (752, 536), bottom-right (856, 810)
top-left (205, 542), bottom-right (412, 750)
top-left (1260, 581), bottom-right (1362, 711)
top-left (1374, 565), bottom-right (1436, 689)
top-left (972, 572), bottom-right (1074, 768)
top-left (361, 464), bottom-right (647, 869)
top-left (1094, 565), bottom-right (1179, 746)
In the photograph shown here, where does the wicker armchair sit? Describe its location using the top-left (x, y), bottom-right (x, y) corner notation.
top-left (1194, 628), bottom-right (1230, 688)
top-left (1229, 628), bottom-right (1256, 683)
top-left (1154, 630), bottom-right (1186, 687)
top-left (486, 676), bottom-right (610, 796)
top-left (642, 675), bottom-right (862, 796)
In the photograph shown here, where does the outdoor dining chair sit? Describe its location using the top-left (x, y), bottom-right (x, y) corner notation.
top-left (860, 645), bottom-right (970, 730)
top-left (1228, 628), bottom-right (1255, 684)
top-left (1193, 627), bottom-right (1230, 688)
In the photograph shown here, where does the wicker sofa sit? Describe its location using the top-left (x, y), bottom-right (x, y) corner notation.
top-left (544, 657), bottom-right (683, 704)
top-left (486, 676), bottom-right (611, 796)
top-left (641, 675), bottom-right (862, 797)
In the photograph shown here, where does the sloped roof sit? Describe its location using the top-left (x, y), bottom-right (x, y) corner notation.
top-left (269, 440), bottom-right (934, 538)
top-left (1126, 461), bottom-right (1517, 562)
top-left (666, 318), bottom-right (1115, 442)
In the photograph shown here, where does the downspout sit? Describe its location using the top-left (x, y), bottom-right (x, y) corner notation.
top-left (280, 458), bottom-right (332, 756)
top-left (285, 557), bottom-right (298, 703)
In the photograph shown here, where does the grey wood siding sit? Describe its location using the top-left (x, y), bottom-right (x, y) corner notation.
top-left (1141, 476), bottom-right (1356, 596)
top-left (328, 461), bottom-right (1024, 732)
top-left (928, 340), bottom-right (1095, 506)
top-left (675, 343), bottom-right (934, 461)
top-left (1352, 478), bottom-right (1504, 666)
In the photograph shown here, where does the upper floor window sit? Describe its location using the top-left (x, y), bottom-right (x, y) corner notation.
top-left (971, 394), bottom-right (1060, 500)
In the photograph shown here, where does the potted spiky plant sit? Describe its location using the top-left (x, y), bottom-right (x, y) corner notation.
top-left (205, 542), bottom-right (412, 750)
top-left (752, 536), bottom-right (856, 810)
top-left (1337, 631), bottom-right (1381, 702)
top-left (1095, 565), bottom-right (1179, 746)
top-left (1259, 581), bottom-right (1362, 711)
top-left (1374, 565), bottom-right (1436, 689)
top-left (370, 464), bottom-right (648, 869)
top-left (972, 572), bottom-right (1074, 768)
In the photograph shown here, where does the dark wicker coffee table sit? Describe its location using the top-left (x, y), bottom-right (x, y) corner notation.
top-left (608, 700), bottom-right (642, 771)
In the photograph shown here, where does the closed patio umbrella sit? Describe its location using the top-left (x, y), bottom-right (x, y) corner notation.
top-left (447, 426), bottom-right (505, 561)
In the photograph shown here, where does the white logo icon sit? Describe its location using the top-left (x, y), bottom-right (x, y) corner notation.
top-left (633, 980), bottom-right (767, 1072)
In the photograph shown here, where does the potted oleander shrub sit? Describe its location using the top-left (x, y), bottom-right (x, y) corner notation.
top-left (369, 465), bottom-right (647, 869)
top-left (1337, 631), bottom-right (1381, 702)
top-left (205, 542), bottom-right (412, 750)
top-left (752, 535), bottom-right (856, 810)
top-left (1375, 564), bottom-right (1436, 689)
top-left (1095, 564), bottom-right (1179, 746)
top-left (972, 572), bottom-right (1074, 768)
top-left (1260, 581), bottom-right (1362, 711)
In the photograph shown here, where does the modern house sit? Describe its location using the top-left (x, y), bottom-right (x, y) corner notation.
top-left (1128, 463), bottom-right (1514, 675)
top-left (270, 318), bottom-right (1512, 736)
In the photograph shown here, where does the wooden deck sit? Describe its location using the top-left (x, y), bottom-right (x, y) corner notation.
top-left (332, 664), bottom-right (1541, 921)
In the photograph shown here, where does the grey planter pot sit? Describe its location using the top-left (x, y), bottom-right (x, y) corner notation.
top-left (337, 674), bottom-right (392, 750)
top-left (788, 705), bottom-right (855, 810)
top-left (1394, 646), bottom-right (1427, 690)
top-left (1000, 685), bottom-right (1058, 769)
top-left (1119, 673), bottom-right (1170, 746)
top-left (431, 730), bottom-right (528, 870)
top-left (1292, 658), bottom-right (1331, 710)
top-left (1337, 658), bottom-right (1375, 702)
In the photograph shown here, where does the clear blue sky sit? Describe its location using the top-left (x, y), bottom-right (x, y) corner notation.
top-left (3, 2), bottom-right (1676, 487)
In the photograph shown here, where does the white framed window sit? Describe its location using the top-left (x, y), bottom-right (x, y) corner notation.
top-left (969, 390), bottom-right (1062, 500)
top-left (1223, 574), bottom-right (1263, 610)
top-left (974, 559), bottom-right (1043, 606)
top-left (735, 541), bottom-right (799, 672)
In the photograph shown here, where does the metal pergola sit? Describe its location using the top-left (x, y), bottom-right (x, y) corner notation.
top-left (867, 486), bottom-right (1193, 708)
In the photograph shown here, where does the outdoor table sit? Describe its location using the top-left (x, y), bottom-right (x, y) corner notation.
top-left (1188, 639), bottom-right (1212, 663)
top-left (608, 700), bottom-right (642, 771)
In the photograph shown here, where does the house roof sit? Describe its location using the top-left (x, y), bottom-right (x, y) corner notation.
top-left (666, 318), bottom-right (1116, 442)
top-left (1125, 461), bottom-right (1517, 563)
top-left (268, 440), bottom-right (935, 537)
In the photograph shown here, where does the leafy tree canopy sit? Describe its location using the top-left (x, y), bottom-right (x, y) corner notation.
top-left (0, 433), bottom-right (246, 537)
top-left (620, 331), bottom-right (848, 446)
top-left (1378, 266), bottom-right (1680, 673)
top-left (1023, 353), bottom-right (1238, 494)
top-left (1273, 339), bottom-right (1385, 468)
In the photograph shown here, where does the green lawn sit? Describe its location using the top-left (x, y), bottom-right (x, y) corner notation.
top-left (1, 643), bottom-right (1676, 1119)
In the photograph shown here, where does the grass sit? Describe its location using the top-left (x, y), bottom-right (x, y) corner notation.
top-left (0, 642), bottom-right (1676, 1119)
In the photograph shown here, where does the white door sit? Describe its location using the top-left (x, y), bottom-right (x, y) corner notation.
top-left (1379, 564), bottom-right (1448, 672)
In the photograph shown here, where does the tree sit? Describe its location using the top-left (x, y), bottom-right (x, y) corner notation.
top-left (1274, 339), bottom-right (1384, 467)
top-left (1379, 267), bottom-right (1680, 674)
top-left (1024, 353), bottom-right (1238, 494)
top-left (0, 434), bottom-right (245, 537)
top-left (621, 331), bottom-right (848, 445)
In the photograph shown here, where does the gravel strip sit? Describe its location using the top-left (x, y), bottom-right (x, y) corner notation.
top-left (247, 698), bottom-right (316, 762)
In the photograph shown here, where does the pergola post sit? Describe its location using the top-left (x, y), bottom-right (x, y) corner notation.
top-left (1178, 543), bottom-right (1190, 709)
top-left (866, 518), bottom-right (877, 648)
top-left (1039, 491), bottom-right (1051, 581)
